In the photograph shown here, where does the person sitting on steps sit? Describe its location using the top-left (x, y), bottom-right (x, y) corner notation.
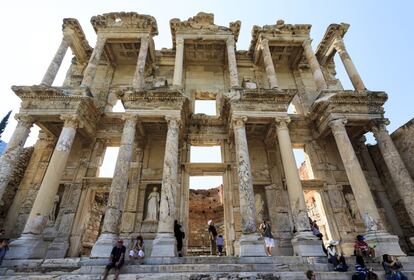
top-left (102, 239), bottom-right (126, 280)
top-left (354, 235), bottom-right (375, 259)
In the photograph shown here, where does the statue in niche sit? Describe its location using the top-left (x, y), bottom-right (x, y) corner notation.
top-left (363, 213), bottom-right (379, 232)
top-left (48, 194), bottom-right (60, 224)
top-left (345, 192), bottom-right (361, 221)
top-left (144, 186), bottom-right (160, 222)
top-left (255, 193), bottom-right (265, 222)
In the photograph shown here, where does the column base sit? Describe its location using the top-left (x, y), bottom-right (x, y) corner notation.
top-left (291, 231), bottom-right (325, 257)
top-left (151, 233), bottom-right (176, 257)
top-left (365, 230), bottom-right (406, 256)
top-left (238, 233), bottom-right (266, 257)
top-left (90, 233), bottom-right (118, 258)
top-left (45, 238), bottom-right (69, 258)
top-left (6, 233), bottom-right (48, 259)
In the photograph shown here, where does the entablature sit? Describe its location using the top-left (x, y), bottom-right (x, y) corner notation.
top-left (315, 23), bottom-right (349, 66)
top-left (63, 18), bottom-right (92, 64)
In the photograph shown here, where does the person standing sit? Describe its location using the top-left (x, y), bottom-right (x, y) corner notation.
top-left (174, 220), bottom-right (185, 257)
top-left (207, 220), bottom-right (218, 255)
top-left (216, 234), bottom-right (224, 256)
top-left (102, 239), bottom-right (126, 280)
top-left (259, 220), bottom-right (275, 256)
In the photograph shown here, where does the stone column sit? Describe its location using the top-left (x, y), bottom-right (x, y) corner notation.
top-left (333, 37), bottom-right (366, 91)
top-left (81, 36), bottom-right (107, 88)
top-left (91, 115), bottom-right (138, 257)
top-left (172, 37), bottom-right (184, 87)
top-left (275, 117), bottom-right (324, 256)
top-left (302, 39), bottom-right (328, 91)
top-left (329, 118), bottom-right (405, 256)
top-left (261, 39), bottom-right (279, 89)
top-left (151, 116), bottom-right (181, 257)
top-left (132, 36), bottom-right (150, 89)
top-left (232, 116), bottom-right (266, 256)
top-left (40, 38), bottom-right (69, 86)
top-left (226, 36), bottom-right (239, 88)
top-left (371, 120), bottom-right (414, 227)
top-left (0, 116), bottom-right (33, 204)
top-left (7, 115), bottom-right (80, 259)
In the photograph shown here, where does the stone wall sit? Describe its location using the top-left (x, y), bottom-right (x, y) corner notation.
top-left (188, 186), bottom-right (224, 253)
top-left (0, 146), bottom-right (33, 229)
top-left (390, 118), bottom-right (414, 179)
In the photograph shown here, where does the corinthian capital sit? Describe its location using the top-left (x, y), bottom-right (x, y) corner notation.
top-left (232, 116), bottom-right (247, 128)
top-left (328, 117), bottom-right (347, 133)
top-left (370, 118), bottom-right (390, 137)
top-left (333, 37), bottom-right (346, 52)
top-left (274, 116), bottom-right (291, 129)
top-left (61, 114), bottom-right (81, 129)
top-left (165, 115), bottom-right (181, 128)
top-left (15, 114), bottom-right (34, 129)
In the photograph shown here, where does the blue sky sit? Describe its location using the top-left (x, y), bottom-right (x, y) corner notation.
top-left (0, 0), bottom-right (413, 187)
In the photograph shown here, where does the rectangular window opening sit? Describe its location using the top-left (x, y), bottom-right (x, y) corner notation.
top-left (98, 147), bottom-right (120, 177)
top-left (194, 100), bottom-right (217, 116)
top-left (190, 145), bottom-right (222, 163)
top-left (294, 148), bottom-right (315, 180)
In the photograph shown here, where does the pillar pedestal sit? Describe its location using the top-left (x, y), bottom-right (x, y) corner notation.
top-left (237, 233), bottom-right (266, 257)
top-left (5, 234), bottom-right (49, 259)
top-left (151, 233), bottom-right (176, 257)
top-left (90, 233), bottom-right (118, 258)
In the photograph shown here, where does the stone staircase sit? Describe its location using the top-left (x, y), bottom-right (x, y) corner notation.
top-left (2, 256), bottom-right (414, 279)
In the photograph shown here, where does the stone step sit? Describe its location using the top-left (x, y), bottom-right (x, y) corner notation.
top-left (2, 271), bottom-right (414, 280)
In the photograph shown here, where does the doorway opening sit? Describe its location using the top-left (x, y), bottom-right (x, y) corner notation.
top-left (304, 190), bottom-right (333, 243)
top-left (188, 175), bottom-right (224, 256)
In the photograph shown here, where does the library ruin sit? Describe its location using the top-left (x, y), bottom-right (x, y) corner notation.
top-left (1, 11), bottom-right (414, 279)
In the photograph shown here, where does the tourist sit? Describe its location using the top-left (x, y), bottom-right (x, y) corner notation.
top-left (352, 255), bottom-right (378, 280)
top-left (207, 220), bottom-right (218, 255)
top-left (310, 221), bottom-right (323, 240)
top-left (216, 234), bottom-right (224, 256)
top-left (327, 240), bottom-right (339, 269)
top-left (335, 254), bottom-right (349, 272)
top-left (354, 235), bottom-right (375, 258)
top-left (259, 220), bottom-right (275, 256)
top-left (0, 238), bottom-right (9, 265)
top-left (305, 270), bottom-right (316, 280)
top-left (129, 235), bottom-right (145, 263)
top-left (102, 239), bottom-right (126, 280)
top-left (174, 220), bottom-right (185, 257)
top-left (382, 254), bottom-right (407, 280)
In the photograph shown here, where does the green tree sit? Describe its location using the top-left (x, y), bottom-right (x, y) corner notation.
top-left (0, 111), bottom-right (12, 139)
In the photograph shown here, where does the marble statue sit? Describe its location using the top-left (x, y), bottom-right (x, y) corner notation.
top-left (144, 186), bottom-right (160, 221)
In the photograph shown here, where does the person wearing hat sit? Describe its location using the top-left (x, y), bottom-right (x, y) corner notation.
top-left (208, 220), bottom-right (218, 255)
top-left (102, 239), bottom-right (126, 280)
top-left (354, 235), bottom-right (375, 258)
top-left (327, 240), bottom-right (340, 268)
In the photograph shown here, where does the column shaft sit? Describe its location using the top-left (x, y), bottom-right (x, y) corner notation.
top-left (333, 38), bottom-right (366, 91)
top-left (372, 121), bottom-right (414, 226)
top-left (329, 118), bottom-right (380, 231)
top-left (0, 116), bottom-right (33, 202)
top-left (41, 38), bottom-right (69, 86)
top-left (81, 36), bottom-right (106, 88)
top-left (132, 36), bottom-right (150, 89)
top-left (302, 40), bottom-right (327, 91)
top-left (275, 117), bottom-right (310, 232)
top-left (232, 117), bottom-right (257, 234)
top-left (101, 116), bottom-right (137, 234)
top-left (23, 115), bottom-right (79, 235)
top-left (157, 116), bottom-right (180, 233)
top-left (226, 37), bottom-right (239, 88)
top-left (172, 37), bottom-right (184, 87)
top-left (261, 39), bottom-right (279, 89)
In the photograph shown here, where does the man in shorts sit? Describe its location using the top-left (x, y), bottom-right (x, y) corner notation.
top-left (103, 239), bottom-right (126, 280)
top-left (259, 220), bottom-right (275, 256)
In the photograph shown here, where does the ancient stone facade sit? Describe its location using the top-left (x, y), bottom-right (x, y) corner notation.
top-left (1, 12), bottom-right (414, 260)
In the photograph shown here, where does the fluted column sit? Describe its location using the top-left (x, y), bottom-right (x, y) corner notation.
top-left (371, 120), bottom-right (414, 227)
top-left (172, 37), bottom-right (184, 87)
top-left (152, 116), bottom-right (181, 257)
top-left (40, 38), bottom-right (69, 86)
top-left (7, 115), bottom-right (80, 259)
top-left (81, 36), bottom-right (107, 88)
top-left (261, 39), bottom-right (279, 89)
top-left (226, 36), bottom-right (239, 88)
top-left (275, 117), bottom-right (309, 232)
top-left (329, 118), bottom-right (381, 230)
top-left (91, 115), bottom-right (138, 257)
top-left (333, 37), bottom-right (366, 91)
top-left (0, 116), bottom-right (33, 203)
top-left (302, 39), bottom-right (327, 91)
top-left (132, 36), bottom-right (150, 89)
